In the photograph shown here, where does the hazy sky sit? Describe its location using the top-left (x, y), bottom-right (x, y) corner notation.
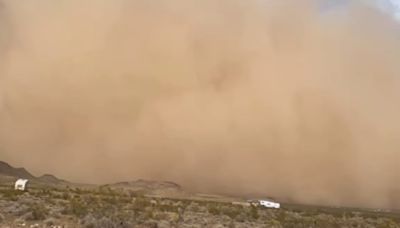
top-left (383, 0), bottom-right (400, 20)
top-left (362, 0), bottom-right (400, 20)
top-left (320, 0), bottom-right (400, 21)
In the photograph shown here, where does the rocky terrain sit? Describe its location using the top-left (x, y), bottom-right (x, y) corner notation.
top-left (0, 161), bottom-right (400, 228)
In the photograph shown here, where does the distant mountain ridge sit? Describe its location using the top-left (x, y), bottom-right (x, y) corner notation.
top-left (110, 179), bottom-right (182, 190)
top-left (0, 160), bottom-right (66, 184)
top-left (105, 179), bottom-right (184, 196)
top-left (37, 174), bottom-right (67, 184)
top-left (0, 161), bottom-right (35, 179)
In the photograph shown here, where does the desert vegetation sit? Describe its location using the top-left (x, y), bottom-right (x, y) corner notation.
top-left (1, 185), bottom-right (400, 227)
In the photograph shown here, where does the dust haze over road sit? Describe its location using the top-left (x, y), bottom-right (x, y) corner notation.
top-left (1, 0), bottom-right (400, 209)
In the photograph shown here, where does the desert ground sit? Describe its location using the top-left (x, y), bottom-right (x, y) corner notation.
top-left (1, 161), bottom-right (400, 228)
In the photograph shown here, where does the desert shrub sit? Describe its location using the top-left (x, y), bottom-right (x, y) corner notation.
top-left (143, 207), bottom-right (155, 220)
top-left (228, 221), bottom-right (235, 228)
top-left (73, 200), bottom-right (89, 217)
top-left (44, 197), bottom-right (56, 205)
top-left (179, 199), bottom-right (191, 208)
top-left (153, 211), bottom-right (169, 220)
top-left (82, 194), bottom-right (99, 206)
top-left (14, 218), bottom-right (26, 226)
top-left (41, 189), bottom-right (51, 196)
top-left (235, 212), bottom-right (248, 223)
top-left (62, 192), bottom-right (70, 200)
top-left (3, 202), bottom-right (29, 216)
top-left (72, 187), bottom-right (88, 195)
top-left (63, 199), bottom-right (88, 218)
top-left (133, 197), bottom-right (151, 211)
top-left (44, 217), bottom-right (57, 226)
top-left (311, 214), bottom-right (341, 228)
top-left (249, 206), bottom-right (259, 220)
top-left (1, 189), bottom-right (24, 201)
top-left (97, 217), bottom-right (122, 228)
top-left (118, 196), bottom-right (132, 204)
top-left (114, 210), bottom-right (134, 224)
top-left (82, 214), bottom-right (131, 228)
top-left (207, 204), bottom-right (220, 216)
top-left (187, 202), bottom-right (200, 212)
top-left (103, 196), bottom-right (118, 204)
top-left (220, 206), bottom-right (240, 219)
top-left (276, 210), bottom-right (286, 222)
top-left (97, 186), bottom-right (118, 197)
top-left (157, 220), bottom-right (170, 228)
top-left (81, 214), bottom-right (97, 228)
top-left (27, 204), bottom-right (49, 220)
top-left (158, 203), bottom-right (178, 213)
top-left (375, 218), bottom-right (399, 228)
top-left (264, 218), bottom-right (283, 228)
top-left (142, 220), bottom-right (158, 228)
top-left (127, 191), bottom-right (139, 198)
top-left (151, 210), bottom-right (180, 223)
top-left (173, 201), bottom-right (183, 207)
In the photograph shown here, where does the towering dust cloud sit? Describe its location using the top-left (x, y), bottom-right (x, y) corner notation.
top-left (1, 0), bottom-right (400, 209)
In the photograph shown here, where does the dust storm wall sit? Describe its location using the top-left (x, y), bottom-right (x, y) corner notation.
top-left (1, 0), bottom-right (400, 208)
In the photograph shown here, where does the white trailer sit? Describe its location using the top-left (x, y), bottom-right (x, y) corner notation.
top-left (259, 200), bottom-right (280, 209)
top-left (15, 179), bottom-right (29, 191)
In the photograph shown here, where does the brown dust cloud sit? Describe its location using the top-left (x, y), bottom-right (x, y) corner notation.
top-left (1, 0), bottom-right (400, 209)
